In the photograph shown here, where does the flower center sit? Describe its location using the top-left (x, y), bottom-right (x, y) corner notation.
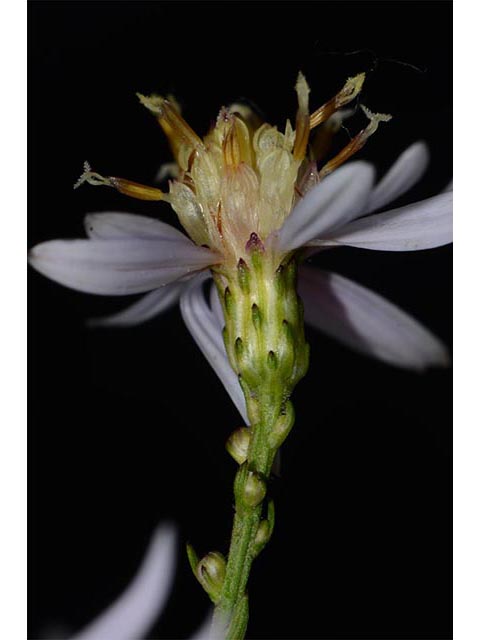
top-left (75, 72), bottom-right (391, 269)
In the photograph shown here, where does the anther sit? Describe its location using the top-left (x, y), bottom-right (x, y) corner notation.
top-left (318, 105), bottom-right (392, 179)
top-left (137, 92), bottom-right (203, 155)
top-left (309, 73), bottom-right (366, 130)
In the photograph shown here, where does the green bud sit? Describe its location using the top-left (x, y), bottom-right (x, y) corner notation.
top-left (253, 501), bottom-right (275, 557)
top-left (254, 520), bottom-right (270, 547)
top-left (268, 401), bottom-right (295, 449)
top-left (226, 427), bottom-right (251, 465)
top-left (242, 470), bottom-right (267, 508)
top-left (196, 551), bottom-right (226, 604)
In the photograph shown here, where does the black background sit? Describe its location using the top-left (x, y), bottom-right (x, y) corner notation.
top-left (29, 2), bottom-right (452, 639)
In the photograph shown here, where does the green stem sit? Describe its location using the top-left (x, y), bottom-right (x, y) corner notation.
top-left (212, 405), bottom-right (280, 638)
top-left (208, 255), bottom-right (309, 638)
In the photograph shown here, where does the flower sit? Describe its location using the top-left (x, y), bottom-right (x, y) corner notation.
top-left (29, 73), bottom-right (452, 416)
top-left (68, 524), bottom-right (210, 640)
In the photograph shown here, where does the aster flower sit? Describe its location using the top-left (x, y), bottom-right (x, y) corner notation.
top-left (29, 72), bottom-right (452, 638)
top-left (29, 76), bottom-right (450, 373)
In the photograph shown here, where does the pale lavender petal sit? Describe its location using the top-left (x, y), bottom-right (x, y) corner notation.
top-left (209, 282), bottom-right (225, 328)
top-left (88, 280), bottom-right (187, 328)
top-left (310, 191), bottom-right (452, 251)
top-left (365, 141), bottom-right (429, 214)
top-left (180, 274), bottom-right (249, 424)
top-left (85, 212), bottom-right (188, 242)
top-left (29, 238), bottom-right (217, 295)
top-left (298, 267), bottom-right (449, 370)
top-left (71, 524), bottom-right (176, 640)
top-left (277, 162), bottom-right (375, 251)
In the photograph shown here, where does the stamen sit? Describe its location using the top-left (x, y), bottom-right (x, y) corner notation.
top-left (309, 73), bottom-right (365, 130)
top-left (310, 108), bottom-right (356, 162)
top-left (73, 162), bottom-right (168, 201)
top-left (109, 177), bottom-right (170, 201)
top-left (137, 93), bottom-right (203, 155)
top-left (222, 114), bottom-right (252, 167)
top-left (318, 105), bottom-right (392, 179)
top-left (293, 72), bottom-right (310, 161)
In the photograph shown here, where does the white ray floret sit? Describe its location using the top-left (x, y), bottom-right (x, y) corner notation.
top-left (180, 274), bottom-right (249, 423)
top-left (88, 280), bottom-right (186, 327)
top-left (277, 161), bottom-right (375, 251)
top-left (312, 191), bottom-right (453, 251)
top-left (29, 237), bottom-right (217, 295)
top-left (364, 141), bottom-right (429, 214)
top-left (298, 267), bottom-right (450, 370)
top-left (85, 211), bottom-right (189, 241)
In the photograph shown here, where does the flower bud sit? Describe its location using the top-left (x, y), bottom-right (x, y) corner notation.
top-left (254, 520), bottom-right (270, 546)
top-left (242, 470), bottom-right (267, 508)
top-left (196, 551), bottom-right (226, 604)
top-left (253, 501), bottom-right (275, 557)
top-left (226, 427), bottom-right (250, 465)
top-left (268, 401), bottom-right (295, 449)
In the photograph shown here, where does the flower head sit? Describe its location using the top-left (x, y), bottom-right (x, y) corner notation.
top-left (136, 74), bottom-right (369, 266)
top-left (29, 72), bottom-right (452, 395)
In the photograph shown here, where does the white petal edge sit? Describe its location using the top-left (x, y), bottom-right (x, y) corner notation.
top-left (29, 238), bottom-right (217, 295)
top-left (365, 141), bottom-right (429, 214)
top-left (71, 524), bottom-right (176, 640)
top-left (88, 280), bottom-right (188, 328)
top-left (298, 267), bottom-right (450, 370)
top-left (85, 211), bottom-right (189, 242)
top-left (277, 161), bottom-right (375, 252)
top-left (180, 274), bottom-right (249, 424)
top-left (309, 191), bottom-right (452, 251)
